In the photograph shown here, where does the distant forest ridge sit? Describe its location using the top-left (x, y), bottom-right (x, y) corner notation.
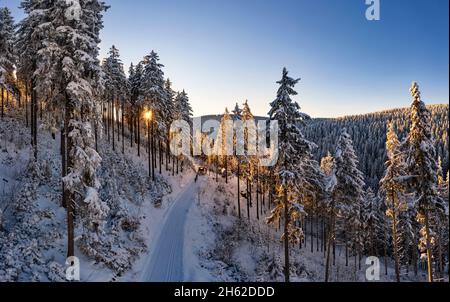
top-left (304, 103), bottom-right (449, 189)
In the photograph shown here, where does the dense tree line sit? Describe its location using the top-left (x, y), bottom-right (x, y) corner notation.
top-left (304, 104), bottom-right (449, 190)
top-left (212, 75), bottom-right (448, 282)
top-left (1, 1), bottom-right (448, 283)
top-left (0, 0), bottom-right (193, 264)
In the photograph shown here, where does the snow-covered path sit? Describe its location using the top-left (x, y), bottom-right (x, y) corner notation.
top-left (141, 179), bottom-right (197, 282)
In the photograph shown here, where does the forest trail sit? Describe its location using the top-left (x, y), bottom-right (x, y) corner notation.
top-left (141, 178), bottom-right (198, 282)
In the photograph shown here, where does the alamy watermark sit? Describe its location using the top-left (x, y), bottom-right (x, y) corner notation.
top-left (365, 0), bottom-right (381, 21)
top-left (365, 256), bottom-right (381, 281)
top-left (65, 256), bottom-right (80, 281)
top-left (170, 117), bottom-right (279, 167)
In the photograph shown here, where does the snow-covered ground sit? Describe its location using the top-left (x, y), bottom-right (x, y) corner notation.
top-left (0, 108), bottom-right (440, 282)
top-left (0, 108), bottom-right (191, 282)
top-left (180, 172), bottom-right (435, 282)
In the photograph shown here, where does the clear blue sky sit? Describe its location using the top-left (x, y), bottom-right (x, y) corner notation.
top-left (4, 0), bottom-right (449, 117)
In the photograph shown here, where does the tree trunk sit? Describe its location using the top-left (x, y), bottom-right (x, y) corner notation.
top-left (311, 214), bottom-right (314, 253)
top-left (424, 209), bottom-right (434, 282)
top-left (225, 156), bottom-right (228, 184)
top-left (166, 130), bottom-right (170, 172)
top-left (148, 120), bottom-right (151, 178)
top-left (345, 232), bottom-right (349, 267)
top-left (283, 187), bottom-right (290, 283)
top-left (246, 178), bottom-right (250, 221)
top-left (61, 122), bottom-right (67, 208)
top-left (158, 140), bottom-right (163, 175)
top-left (151, 120), bottom-right (155, 181)
top-left (32, 80), bottom-right (38, 159)
top-left (1, 87), bottom-right (4, 119)
top-left (237, 164), bottom-right (241, 219)
top-left (392, 199), bottom-right (401, 282)
top-left (316, 214), bottom-right (320, 252)
top-left (94, 122), bottom-right (98, 152)
top-left (384, 244), bottom-right (388, 275)
top-left (65, 95), bottom-right (75, 258)
top-left (325, 202), bottom-right (335, 282)
top-left (137, 110), bottom-right (141, 157)
top-left (112, 99), bottom-right (115, 151)
top-left (130, 114), bottom-right (134, 148)
top-left (25, 83), bottom-right (29, 128)
top-left (121, 101), bottom-right (125, 154)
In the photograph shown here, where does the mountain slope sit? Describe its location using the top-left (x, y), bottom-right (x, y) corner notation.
top-left (304, 104), bottom-right (449, 189)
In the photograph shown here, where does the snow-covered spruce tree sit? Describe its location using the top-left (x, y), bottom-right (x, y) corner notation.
top-left (15, 0), bottom-right (45, 140)
top-left (361, 188), bottom-right (388, 258)
top-left (361, 189), bottom-right (377, 255)
top-left (218, 107), bottom-right (232, 184)
top-left (128, 61), bottom-right (144, 155)
top-left (0, 6), bottom-right (15, 119)
top-left (232, 102), bottom-right (242, 119)
top-left (379, 121), bottom-right (408, 281)
top-left (173, 89), bottom-right (193, 172)
top-left (303, 104), bottom-right (449, 190)
top-left (127, 62), bottom-right (136, 149)
top-left (231, 102), bottom-right (243, 218)
top-left (325, 128), bottom-right (365, 281)
top-left (241, 100), bottom-right (257, 219)
top-left (140, 50), bottom-right (168, 176)
top-left (320, 152), bottom-right (334, 177)
top-left (35, 0), bottom-right (109, 258)
top-left (163, 78), bottom-right (176, 170)
top-left (405, 82), bottom-right (444, 282)
top-left (173, 89), bottom-right (193, 127)
top-left (266, 68), bottom-right (313, 282)
top-left (141, 50), bottom-right (166, 136)
top-left (102, 45), bottom-right (127, 152)
top-left (431, 157), bottom-right (448, 279)
top-left (297, 149), bottom-right (326, 254)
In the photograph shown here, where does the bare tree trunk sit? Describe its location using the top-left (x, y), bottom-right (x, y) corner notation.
top-left (325, 201), bottom-right (335, 282)
top-left (137, 109), bottom-right (141, 157)
top-left (158, 140), bottom-right (163, 174)
top-left (424, 209), bottom-right (434, 282)
top-left (112, 99), bottom-right (115, 151)
top-left (311, 213), bottom-right (314, 253)
top-left (61, 121), bottom-right (67, 208)
top-left (130, 114), bottom-right (134, 148)
top-left (147, 120), bottom-right (151, 178)
top-left (166, 130), bottom-right (170, 172)
top-left (151, 120), bottom-right (155, 181)
top-left (237, 164), bottom-right (241, 219)
top-left (225, 156), bottom-right (228, 184)
top-left (32, 79), bottom-right (38, 159)
top-left (94, 120), bottom-right (98, 152)
top-left (345, 232), bottom-right (349, 267)
top-left (256, 168), bottom-right (259, 221)
top-left (384, 244), bottom-right (388, 275)
top-left (172, 155), bottom-right (175, 176)
top-left (25, 83), bottom-right (29, 128)
top-left (40, 98), bottom-right (43, 120)
top-left (316, 214), bottom-right (320, 252)
top-left (246, 178), bottom-right (250, 221)
top-left (1, 87), bottom-right (4, 119)
top-left (65, 95), bottom-right (75, 258)
top-left (392, 201), bottom-right (401, 282)
top-left (122, 101), bottom-right (125, 154)
top-left (283, 187), bottom-right (290, 283)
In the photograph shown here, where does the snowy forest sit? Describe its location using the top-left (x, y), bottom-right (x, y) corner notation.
top-left (0, 1), bottom-right (449, 283)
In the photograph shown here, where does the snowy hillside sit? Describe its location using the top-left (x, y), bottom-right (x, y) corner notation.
top-left (304, 104), bottom-right (449, 189)
top-left (1, 0), bottom-right (448, 284)
top-left (0, 111), bottom-right (183, 281)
